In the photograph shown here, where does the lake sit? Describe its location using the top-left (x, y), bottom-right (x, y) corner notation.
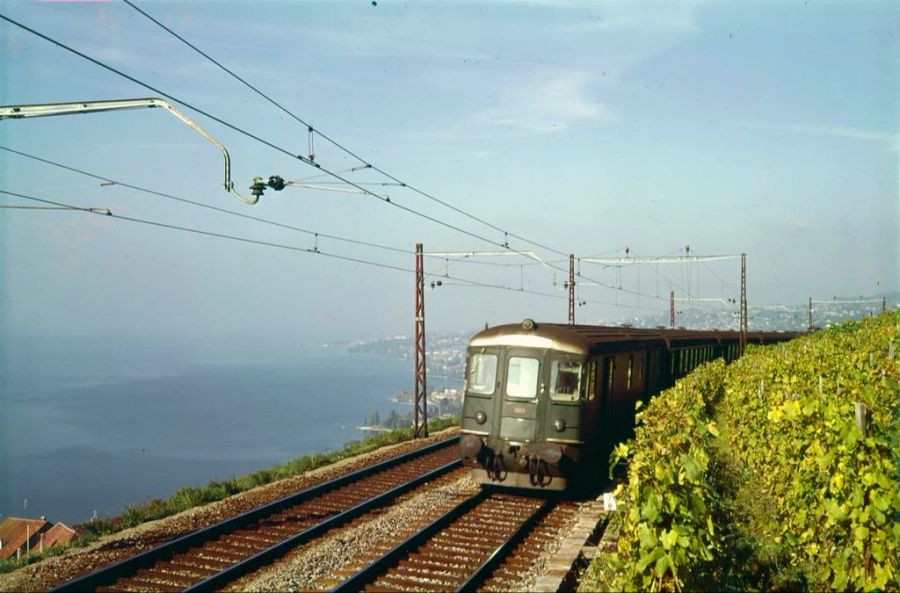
top-left (0, 336), bottom-right (449, 525)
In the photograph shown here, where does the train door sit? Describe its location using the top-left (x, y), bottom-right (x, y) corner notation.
top-left (610, 353), bottom-right (631, 443)
top-left (595, 355), bottom-right (615, 458)
top-left (599, 355), bottom-right (614, 423)
top-left (495, 347), bottom-right (543, 443)
top-left (633, 350), bottom-right (649, 404)
top-left (646, 347), bottom-right (662, 398)
top-left (579, 359), bottom-right (600, 453)
top-left (621, 351), bottom-right (647, 439)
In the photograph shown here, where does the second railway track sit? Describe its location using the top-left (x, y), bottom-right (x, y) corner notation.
top-left (50, 437), bottom-right (461, 593)
top-left (324, 490), bottom-right (581, 593)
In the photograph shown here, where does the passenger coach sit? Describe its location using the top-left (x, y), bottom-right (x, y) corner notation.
top-left (459, 319), bottom-right (795, 490)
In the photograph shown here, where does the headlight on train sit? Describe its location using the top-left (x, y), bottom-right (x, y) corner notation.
top-left (553, 419), bottom-right (566, 432)
top-left (475, 411), bottom-right (487, 424)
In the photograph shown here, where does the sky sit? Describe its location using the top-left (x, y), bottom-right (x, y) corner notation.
top-left (0, 0), bottom-right (897, 347)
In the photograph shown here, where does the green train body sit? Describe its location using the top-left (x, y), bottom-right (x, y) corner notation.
top-left (459, 319), bottom-right (797, 490)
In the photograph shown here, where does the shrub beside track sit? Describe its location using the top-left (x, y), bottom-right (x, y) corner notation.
top-left (583, 312), bottom-right (899, 591)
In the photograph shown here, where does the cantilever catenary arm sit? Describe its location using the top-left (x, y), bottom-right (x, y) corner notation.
top-left (0, 97), bottom-right (258, 205)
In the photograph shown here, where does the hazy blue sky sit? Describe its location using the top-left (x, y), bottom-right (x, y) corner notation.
top-left (1, 0), bottom-right (897, 345)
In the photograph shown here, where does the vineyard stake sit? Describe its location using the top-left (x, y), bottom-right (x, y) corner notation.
top-left (854, 402), bottom-right (870, 437)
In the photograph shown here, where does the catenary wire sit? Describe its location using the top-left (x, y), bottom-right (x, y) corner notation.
top-left (434, 281), bottom-right (668, 313)
top-left (1, 188), bottom-right (421, 273)
top-left (0, 12), bottom-right (669, 303)
top-left (0, 145), bottom-right (539, 269)
top-left (0, 12), bottom-right (549, 260)
top-left (121, 0), bottom-right (569, 258)
top-left (702, 259), bottom-right (740, 296)
top-left (0, 145), bottom-right (412, 256)
top-left (0, 189), bottom-right (600, 300)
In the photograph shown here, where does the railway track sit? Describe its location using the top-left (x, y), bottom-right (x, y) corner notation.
top-left (49, 436), bottom-right (460, 593)
top-left (324, 490), bottom-right (579, 592)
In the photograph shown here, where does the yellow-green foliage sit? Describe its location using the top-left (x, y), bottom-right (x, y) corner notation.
top-left (603, 361), bottom-right (727, 592)
top-left (719, 314), bottom-right (899, 590)
top-left (592, 312), bottom-right (899, 592)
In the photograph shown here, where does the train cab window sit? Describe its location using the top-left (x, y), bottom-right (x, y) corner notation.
top-left (550, 360), bottom-right (582, 402)
top-left (467, 353), bottom-right (497, 395)
top-left (506, 357), bottom-right (540, 399)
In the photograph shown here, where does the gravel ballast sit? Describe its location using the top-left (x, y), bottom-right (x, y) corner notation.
top-left (0, 429), bottom-right (458, 593)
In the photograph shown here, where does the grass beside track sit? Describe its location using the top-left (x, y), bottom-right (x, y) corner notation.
top-left (0, 417), bottom-right (459, 574)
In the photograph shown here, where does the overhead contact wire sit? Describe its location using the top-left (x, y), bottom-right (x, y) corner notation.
top-left (1, 146), bottom-right (540, 269)
top-left (0, 189), bottom-right (419, 274)
top-left (0, 188), bottom-right (566, 297)
top-left (0, 13), bottom-right (529, 256)
top-left (0, 12), bottom-right (666, 304)
top-left (0, 145), bottom-right (411, 256)
top-left (121, 0), bottom-right (569, 258)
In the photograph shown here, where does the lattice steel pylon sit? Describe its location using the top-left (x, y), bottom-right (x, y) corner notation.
top-left (740, 253), bottom-right (748, 354)
top-left (568, 253), bottom-right (575, 325)
top-left (414, 243), bottom-right (428, 438)
top-left (670, 290), bottom-right (676, 329)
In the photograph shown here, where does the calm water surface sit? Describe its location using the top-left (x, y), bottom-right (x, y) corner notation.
top-left (0, 337), bottom-right (443, 525)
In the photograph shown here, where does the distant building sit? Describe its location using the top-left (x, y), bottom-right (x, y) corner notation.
top-left (41, 523), bottom-right (77, 550)
top-left (0, 516), bottom-right (76, 560)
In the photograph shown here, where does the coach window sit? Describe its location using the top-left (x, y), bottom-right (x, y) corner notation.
top-left (606, 357), bottom-right (615, 395)
top-left (626, 356), bottom-right (634, 390)
top-left (550, 360), bottom-right (582, 402)
top-left (585, 361), bottom-right (597, 401)
top-left (467, 353), bottom-right (497, 395)
top-left (506, 357), bottom-right (540, 399)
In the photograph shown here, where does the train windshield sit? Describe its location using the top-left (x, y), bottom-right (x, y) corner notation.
top-left (467, 353), bottom-right (497, 395)
top-left (506, 356), bottom-right (540, 398)
top-left (550, 360), bottom-right (582, 402)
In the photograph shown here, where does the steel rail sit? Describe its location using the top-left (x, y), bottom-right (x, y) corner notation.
top-left (330, 491), bottom-right (555, 593)
top-left (454, 496), bottom-right (555, 592)
top-left (330, 490), bottom-right (489, 593)
top-left (185, 458), bottom-right (462, 592)
top-left (50, 436), bottom-right (460, 593)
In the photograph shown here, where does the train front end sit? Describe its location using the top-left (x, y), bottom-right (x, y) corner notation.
top-left (459, 319), bottom-right (589, 490)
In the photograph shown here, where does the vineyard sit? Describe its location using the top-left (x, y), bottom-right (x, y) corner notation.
top-left (582, 311), bottom-right (900, 591)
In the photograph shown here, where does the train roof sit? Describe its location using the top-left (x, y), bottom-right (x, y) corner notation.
top-left (468, 319), bottom-right (802, 355)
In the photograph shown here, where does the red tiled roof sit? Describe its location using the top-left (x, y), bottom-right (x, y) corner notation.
top-left (0, 517), bottom-right (50, 560)
top-left (40, 523), bottom-right (77, 550)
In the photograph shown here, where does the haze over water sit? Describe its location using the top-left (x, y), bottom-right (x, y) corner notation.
top-left (0, 336), bottom-right (439, 525)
